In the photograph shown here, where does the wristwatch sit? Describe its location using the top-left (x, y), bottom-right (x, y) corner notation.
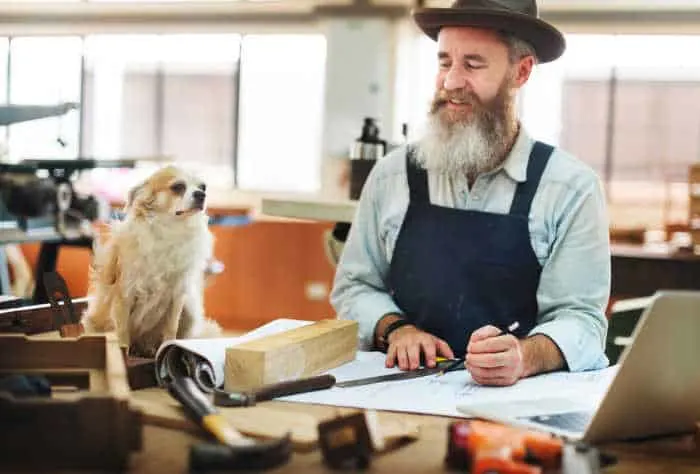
top-left (377, 317), bottom-right (414, 351)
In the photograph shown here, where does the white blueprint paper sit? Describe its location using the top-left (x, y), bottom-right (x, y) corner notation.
top-left (281, 351), bottom-right (618, 418)
top-left (155, 317), bottom-right (617, 418)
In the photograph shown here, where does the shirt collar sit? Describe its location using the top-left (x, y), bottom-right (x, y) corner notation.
top-left (499, 127), bottom-right (535, 184)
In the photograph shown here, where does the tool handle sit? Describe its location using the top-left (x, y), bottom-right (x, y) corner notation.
top-left (168, 376), bottom-right (251, 446)
top-left (254, 374), bottom-right (336, 401)
top-left (167, 376), bottom-right (217, 420)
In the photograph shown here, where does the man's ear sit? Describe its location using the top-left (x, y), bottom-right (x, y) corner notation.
top-left (513, 55), bottom-right (535, 88)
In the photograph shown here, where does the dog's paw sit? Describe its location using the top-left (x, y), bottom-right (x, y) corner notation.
top-left (81, 315), bottom-right (116, 333)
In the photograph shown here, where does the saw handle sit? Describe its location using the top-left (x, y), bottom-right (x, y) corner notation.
top-left (255, 374), bottom-right (337, 401)
top-left (215, 374), bottom-right (337, 407)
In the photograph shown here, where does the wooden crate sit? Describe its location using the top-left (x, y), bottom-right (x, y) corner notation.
top-left (691, 165), bottom-right (700, 250)
top-left (0, 333), bottom-right (142, 470)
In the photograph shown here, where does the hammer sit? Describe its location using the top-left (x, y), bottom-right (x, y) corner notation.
top-left (166, 376), bottom-right (292, 471)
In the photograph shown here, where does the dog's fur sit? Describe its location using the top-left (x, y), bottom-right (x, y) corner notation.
top-left (82, 166), bottom-right (221, 357)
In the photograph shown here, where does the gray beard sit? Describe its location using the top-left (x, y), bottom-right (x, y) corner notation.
top-left (413, 112), bottom-right (507, 178)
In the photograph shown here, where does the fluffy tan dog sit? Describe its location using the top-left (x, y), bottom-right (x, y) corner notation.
top-left (82, 166), bottom-right (221, 357)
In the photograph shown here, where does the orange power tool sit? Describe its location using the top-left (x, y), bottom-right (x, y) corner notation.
top-left (445, 420), bottom-right (611, 474)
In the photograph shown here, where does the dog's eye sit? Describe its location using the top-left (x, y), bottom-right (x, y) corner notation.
top-left (198, 183), bottom-right (206, 192)
top-left (170, 181), bottom-right (186, 194)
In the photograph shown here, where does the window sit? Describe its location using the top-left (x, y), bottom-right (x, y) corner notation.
top-left (397, 32), bottom-right (700, 229)
top-left (7, 36), bottom-right (82, 162)
top-left (557, 35), bottom-right (700, 228)
top-left (82, 34), bottom-right (241, 190)
top-left (393, 30), bottom-right (437, 142)
top-left (0, 38), bottom-right (7, 103)
top-left (0, 31), bottom-right (328, 195)
top-left (236, 34), bottom-right (326, 192)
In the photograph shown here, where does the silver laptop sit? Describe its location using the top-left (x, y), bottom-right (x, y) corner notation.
top-left (457, 291), bottom-right (700, 443)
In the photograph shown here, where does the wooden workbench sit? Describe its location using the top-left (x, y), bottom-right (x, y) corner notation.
top-left (125, 389), bottom-right (700, 474)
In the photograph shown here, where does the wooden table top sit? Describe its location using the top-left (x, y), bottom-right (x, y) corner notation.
top-left (126, 390), bottom-right (700, 474)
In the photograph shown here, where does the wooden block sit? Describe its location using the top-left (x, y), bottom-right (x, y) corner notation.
top-left (225, 319), bottom-right (358, 392)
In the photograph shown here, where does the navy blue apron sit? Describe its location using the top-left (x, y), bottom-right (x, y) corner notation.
top-left (389, 142), bottom-right (554, 358)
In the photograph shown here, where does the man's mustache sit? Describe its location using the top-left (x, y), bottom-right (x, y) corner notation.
top-left (431, 89), bottom-right (483, 110)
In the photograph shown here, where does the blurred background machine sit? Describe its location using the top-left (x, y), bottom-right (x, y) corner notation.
top-left (0, 103), bottom-right (134, 303)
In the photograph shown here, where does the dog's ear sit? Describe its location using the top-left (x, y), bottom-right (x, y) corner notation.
top-left (126, 182), bottom-right (145, 210)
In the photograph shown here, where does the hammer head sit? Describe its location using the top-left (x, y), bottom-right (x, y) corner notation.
top-left (189, 434), bottom-right (292, 471)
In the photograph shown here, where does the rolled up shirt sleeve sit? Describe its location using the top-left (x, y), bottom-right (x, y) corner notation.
top-left (530, 174), bottom-right (611, 372)
top-left (330, 165), bottom-right (402, 350)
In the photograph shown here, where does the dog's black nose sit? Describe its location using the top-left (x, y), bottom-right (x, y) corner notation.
top-left (193, 190), bottom-right (206, 202)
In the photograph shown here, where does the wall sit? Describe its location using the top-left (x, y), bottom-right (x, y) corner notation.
top-left (321, 17), bottom-right (395, 160)
top-left (319, 17), bottom-right (396, 199)
top-left (20, 219), bottom-right (337, 331)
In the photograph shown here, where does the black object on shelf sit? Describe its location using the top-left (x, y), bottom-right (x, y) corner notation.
top-left (349, 117), bottom-right (386, 200)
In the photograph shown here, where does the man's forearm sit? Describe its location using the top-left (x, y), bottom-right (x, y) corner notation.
top-left (521, 334), bottom-right (565, 377)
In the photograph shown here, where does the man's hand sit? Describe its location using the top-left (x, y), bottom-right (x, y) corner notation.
top-left (465, 326), bottom-right (566, 386)
top-left (465, 325), bottom-right (524, 386)
top-left (386, 325), bottom-right (454, 371)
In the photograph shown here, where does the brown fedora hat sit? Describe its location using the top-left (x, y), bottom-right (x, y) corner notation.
top-left (413, 0), bottom-right (565, 63)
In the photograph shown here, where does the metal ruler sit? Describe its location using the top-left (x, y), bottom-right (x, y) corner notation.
top-left (335, 358), bottom-right (464, 388)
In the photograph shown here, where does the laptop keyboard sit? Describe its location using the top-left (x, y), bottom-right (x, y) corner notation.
top-left (518, 411), bottom-right (593, 433)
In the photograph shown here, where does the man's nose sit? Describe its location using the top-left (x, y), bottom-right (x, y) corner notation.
top-left (193, 190), bottom-right (206, 202)
top-left (442, 67), bottom-right (468, 90)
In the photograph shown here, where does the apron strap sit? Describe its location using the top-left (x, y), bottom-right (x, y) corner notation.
top-left (405, 146), bottom-right (430, 203)
top-left (509, 141), bottom-right (554, 217)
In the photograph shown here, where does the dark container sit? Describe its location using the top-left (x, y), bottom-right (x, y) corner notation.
top-left (349, 118), bottom-right (386, 200)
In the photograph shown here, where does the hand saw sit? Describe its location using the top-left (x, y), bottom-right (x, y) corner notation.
top-left (335, 358), bottom-right (465, 388)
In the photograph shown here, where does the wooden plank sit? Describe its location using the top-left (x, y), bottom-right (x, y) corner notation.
top-left (225, 319), bottom-right (358, 392)
top-left (133, 397), bottom-right (319, 451)
top-left (0, 333), bottom-right (106, 370)
top-left (261, 197), bottom-right (357, 224)
top-left (105, 331), bottom-right (131, 398)
top-left (131, 389), bottom-right (418, 453)
top-left (0, 298), bottom-right (89, 335)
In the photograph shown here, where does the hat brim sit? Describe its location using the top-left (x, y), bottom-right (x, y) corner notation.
top-left (412, 7), bottom-right (565, 63)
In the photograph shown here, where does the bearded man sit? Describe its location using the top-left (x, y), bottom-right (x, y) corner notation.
top-left (331, 0), bottom-right (611, 386)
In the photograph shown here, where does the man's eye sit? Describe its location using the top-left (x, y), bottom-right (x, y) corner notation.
top-left (466, 62), bottom-right (486, 70)
top-left (170, 181), bottom-right (186, 194)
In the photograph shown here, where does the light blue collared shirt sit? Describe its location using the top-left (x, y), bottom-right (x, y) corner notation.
top-left (331, 128), bottom-right (611, 372)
